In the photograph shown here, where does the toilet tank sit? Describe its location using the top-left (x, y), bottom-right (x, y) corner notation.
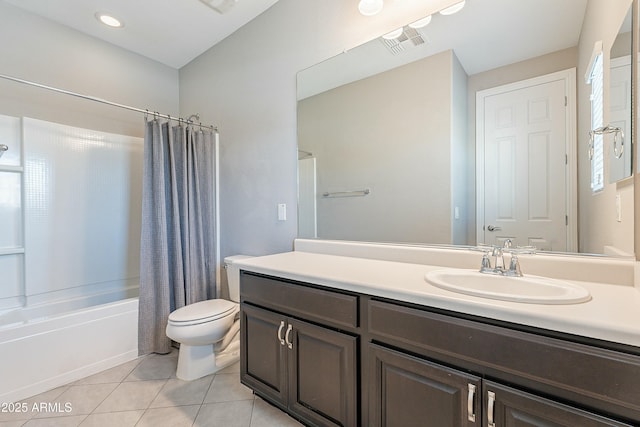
top-left (224, 255), bottom-right (253, 303)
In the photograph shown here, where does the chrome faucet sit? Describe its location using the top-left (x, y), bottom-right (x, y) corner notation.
top-left (479, 239), bottom-right (530, 277)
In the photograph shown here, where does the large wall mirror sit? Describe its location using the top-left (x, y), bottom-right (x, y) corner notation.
top-left (297, 0), bottom-right (635, 257)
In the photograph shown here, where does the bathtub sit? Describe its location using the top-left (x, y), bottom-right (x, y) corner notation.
top-left (0, 293), bottom-right (139, 403)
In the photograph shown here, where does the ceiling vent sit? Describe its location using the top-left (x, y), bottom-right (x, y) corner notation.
top-left (380, 27), bottom-right (428, 55)
top-left (199, 0), bottom-right (238, 14)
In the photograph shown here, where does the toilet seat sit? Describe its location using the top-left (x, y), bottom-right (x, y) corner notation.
top-left (168, 299), bottom-right (237, 326)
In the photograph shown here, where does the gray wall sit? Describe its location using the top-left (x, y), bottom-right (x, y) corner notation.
top-left (179, 0), bottom-right (463, 259)
top-left (0, 2), bottom-right (179, 137)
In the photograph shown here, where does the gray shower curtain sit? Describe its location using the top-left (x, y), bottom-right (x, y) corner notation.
top-left (138, 119), bottom-right (217, 355)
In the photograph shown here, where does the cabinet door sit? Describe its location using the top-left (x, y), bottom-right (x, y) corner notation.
top-left (240, 304), bottom-right (287, 406)
top-left (484, 381), bottom-right (633, 427)
top-left (369, 343), bottom-right (481, 427)
top-left (288, 318), bottom-right (359, 427)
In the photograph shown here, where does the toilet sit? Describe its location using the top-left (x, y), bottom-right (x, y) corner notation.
top-left (165, 255), bottom-right (251, 381)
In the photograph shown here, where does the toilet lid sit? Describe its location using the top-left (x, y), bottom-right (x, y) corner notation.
top-left (168, 299), bottom-right (237, 324)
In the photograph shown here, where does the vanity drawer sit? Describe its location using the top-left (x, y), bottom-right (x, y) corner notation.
top-left (240, 271), bottom-right (359, 330)
top-left (368, 299), bottom-right (640, 422)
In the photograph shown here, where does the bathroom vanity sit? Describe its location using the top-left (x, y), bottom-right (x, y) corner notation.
top-left (238, 243), bottom-right (640, 426)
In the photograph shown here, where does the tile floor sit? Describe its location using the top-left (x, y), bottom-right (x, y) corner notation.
top-left (0, 350), bottom-right (303, 427)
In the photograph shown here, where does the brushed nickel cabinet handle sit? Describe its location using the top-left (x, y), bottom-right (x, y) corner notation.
top-left (285, 324), bottom-right (293, 349)
top-left (467, 384), bottom-right (476, 422)
top-left (487, 390), bottom-right (496, 427)
top-left (277, 320), bottom-right (285, 346)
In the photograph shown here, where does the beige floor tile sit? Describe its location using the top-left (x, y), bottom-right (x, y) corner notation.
top-left (93, 380), bottom-right (165, 413)
top-left (23, 386), bottom-right (71, 405)
top-left (32, 383), bottom-right (118, 418)
top-left (136, 405), bottom-right (200, 427)
top-left (78, 410), bottom-right (143, 427)
top-left (4, 349), bottom-right (309, 427)
top-left (0, 386), bottom-right (72, 423)
top-left (149, 375), bottom-right (214, 408)
top-left (0, 404), bottom-right (35, 423)
top-left (217, 361), bottom-right (240, 374)
top-left (250, 398), bottom-right (303, 427)
top-left (194, 400), bottom-right (254, 427)
top-left (203, 373), bottom-right (254, 403)
top-left (124, 356), bottom-right (177, 381)
top-left (149, 347), bottom-right (179, 358)
top-left (22, 415), bottom-right (87, 427)
top-left (73, 358), bottom-right (144, 386)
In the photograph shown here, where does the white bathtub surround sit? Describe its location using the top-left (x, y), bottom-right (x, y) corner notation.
top-left (0, 115), bottom-right (143, 312)
top-left (234, 239), bottom-right (640, 348)
top-left (0, 298), bottom-right (139, 404)
top-left (0, 115), bottom-right (143, 403)
top-left (22, 117), bottom-right (143, 306)
top-left (138, 120), bottom-right (220, 355)
top-left (0, 114), bottom-right (24, 312)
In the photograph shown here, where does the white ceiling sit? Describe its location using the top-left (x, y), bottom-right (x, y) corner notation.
top-left (3, 0), bottom-right (280, 69)
top-left (5, 0), bottom-right (630, 80)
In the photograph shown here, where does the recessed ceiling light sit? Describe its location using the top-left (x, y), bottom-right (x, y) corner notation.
top-left (439, 1), bottom-right (466, 16)
top-left (95, 12), bottom-right (124, 28)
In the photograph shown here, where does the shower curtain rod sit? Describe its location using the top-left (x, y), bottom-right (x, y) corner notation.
top-left (0, 73), bottom-right (218, 132)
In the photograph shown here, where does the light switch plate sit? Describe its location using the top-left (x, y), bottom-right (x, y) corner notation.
top-left (278, 203), bottom-right (287, 221)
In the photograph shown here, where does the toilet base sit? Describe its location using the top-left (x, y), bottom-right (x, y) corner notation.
top-left (175, 337), bottom-right (240, 381)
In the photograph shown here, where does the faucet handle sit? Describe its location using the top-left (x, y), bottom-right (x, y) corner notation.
top-left (479, 253), bottom-right (494, 273)
top-left (481, 253), bottom-right (492, 269)
top-left (506, 254), bottom-right (523, 277)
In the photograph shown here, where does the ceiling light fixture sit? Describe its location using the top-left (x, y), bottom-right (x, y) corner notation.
top-left (439, 0), bottom-right (466, 16)
top-left (358, 0), bottom-right (384, 16)
top-left (408, 15), bottom-right (432, 29)
top-left (95, 12), bottom-right (123, 28)
top-left (382, 28), bottom-right (404, 40)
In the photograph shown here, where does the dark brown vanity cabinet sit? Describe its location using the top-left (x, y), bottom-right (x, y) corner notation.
top-left (369, 343), bottom-right (482, 426)
top-left (368, 299), bottom-right (639, 426)
top-left (240, 272), bottom-right (359, 427)
top-left (484, 381), bottom-right (633, 427)
top-left (240, 271), bottom-right (640, 427)
top-left (368, 341), bottom-right (631, 426)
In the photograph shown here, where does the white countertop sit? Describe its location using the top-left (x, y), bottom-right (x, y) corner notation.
top-left (235, 251), bottom-right (640, 348)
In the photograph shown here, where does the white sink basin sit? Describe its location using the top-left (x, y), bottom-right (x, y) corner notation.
top-left (424, 269), bottom-right (591, 304)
